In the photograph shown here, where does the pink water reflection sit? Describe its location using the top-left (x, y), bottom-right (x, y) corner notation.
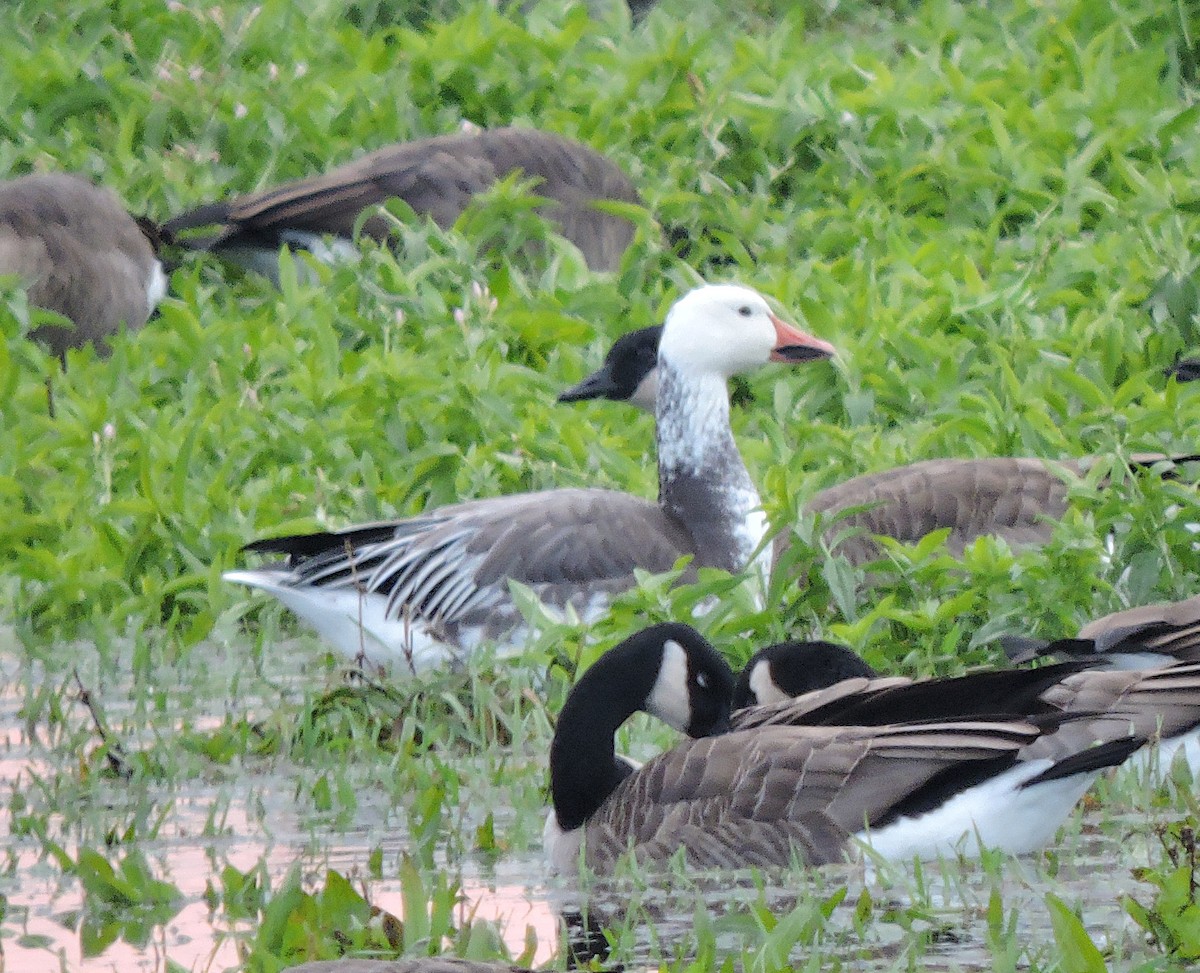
top-left (0, 645), bottom-right (562, 973)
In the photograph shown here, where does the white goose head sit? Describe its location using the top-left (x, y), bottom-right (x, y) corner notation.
top-left (658, 284), bottom-right (836, 379)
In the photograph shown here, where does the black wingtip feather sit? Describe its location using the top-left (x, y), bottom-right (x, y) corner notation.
top-left (241, 524), bottom-right (399, 562)
top-left (1021, 735), bottom-right (1147, 787)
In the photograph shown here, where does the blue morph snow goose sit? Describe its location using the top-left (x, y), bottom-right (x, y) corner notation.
top-left (559, 325), bottom-right (1198, 566)
top-left (224, 284), bottom-right (835, 670)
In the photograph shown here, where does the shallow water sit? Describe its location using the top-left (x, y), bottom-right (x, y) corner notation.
top-left (0, 627), bottom-right (1185, 972)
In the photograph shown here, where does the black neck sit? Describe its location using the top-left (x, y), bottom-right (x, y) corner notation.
top-left (550, 644), bottom-right (659, 831)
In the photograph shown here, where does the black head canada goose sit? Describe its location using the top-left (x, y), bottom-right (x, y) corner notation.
top-left (559, 325), bottom-right (1198, 565)
top-left (732, 638), bottom-right (1200, 779)
top-left (0, 172), bottom-right (167, 357)
top-left (545, 623), bottom-right (1143, 875)
top-left (224, 284), bottom-right (836, 669)
top-left (161, 126), bottom-right (640, 279)
top-left (558, 324), bottom-right (662, 410)
top-left (1001, 593), bottom-right (1200, 670)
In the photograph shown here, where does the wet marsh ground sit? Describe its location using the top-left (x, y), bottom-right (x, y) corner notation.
top-left (5, 621), bottom-right (1200, 971)
top-left (5, 0), bottom-right (1200, 968)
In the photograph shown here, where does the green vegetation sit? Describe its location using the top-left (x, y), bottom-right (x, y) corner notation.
top-left (2, 0), bottom-right (1200, 969)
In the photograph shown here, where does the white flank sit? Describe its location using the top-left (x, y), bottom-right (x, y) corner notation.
top-left (223, 568), bottom-right (466, 671)
top-left (1127, 728), bottom-right (1200, 783)
top-left (145, 261), bottom-right (169, 309)
top-left (857, 759), bottom-right (1098, 861)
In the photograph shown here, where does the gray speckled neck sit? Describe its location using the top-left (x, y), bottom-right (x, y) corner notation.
top-left (656, 360), bottom-right (764, 572)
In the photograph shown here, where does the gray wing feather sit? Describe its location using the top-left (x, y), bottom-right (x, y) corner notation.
top-left (283, 488), bottom-right (691, 626)
top-left (1079, 594), bottom-right (1200, 660)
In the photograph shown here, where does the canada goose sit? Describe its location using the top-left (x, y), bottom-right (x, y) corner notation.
top-left (162, 127), bottom-right (640, 278)
top-left (1001, 593), bottom-right (1200, 669)
top-left (733, 639), bottom-right (1200, 777)
top-left (0, 172), bottom-right (167, 357)
top-left (546, 623), bottom-right (1142, 874)
top-left (731, 638), bottom-right (878, 710)
top-left (558, 325), bottom-right (662, 410)
top-left (558, 326), bottom-right (1198, 565)
top-left (224, 284), bottom-right (836, 669)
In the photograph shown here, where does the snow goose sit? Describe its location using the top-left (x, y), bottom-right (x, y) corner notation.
top-left (1002, 593), bottom-right (1200, 670)
top-left (545, 623), bottom-right (1142, 875)
top-left (733, 638), bottom-right (1200, 779)
top-left (224, 284), bottom-right (835, 669)
top-left (0, 173), bottom-right (167, 357)
top-left (161, 127), bottom-right (640, 278)
top-left (560, 326), bottom-right (1198, 565)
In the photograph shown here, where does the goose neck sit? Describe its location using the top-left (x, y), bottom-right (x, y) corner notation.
top-left (655, 359), bottom-right (762, 572)
top-left (654, 362), bottom-right (737, 478)
top-left (550, 655), bottom-right (654, 832)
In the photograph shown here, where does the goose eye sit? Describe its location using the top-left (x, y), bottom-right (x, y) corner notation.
top-left (696, 672), bottom-right (709, 689)
top-left (737, 305), bottom-right (752, 317)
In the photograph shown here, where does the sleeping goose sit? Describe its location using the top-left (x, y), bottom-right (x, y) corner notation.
top-left (161, 126), bottom-right (640, 278)
top-left (559, 325), bottom-right (1197, 565)
top-left (546, 623), bottom-right (1142, 875)
top-left (1001, 593), bottom-right (1200, 669)
top-left (224, 284), bottom-right (835, 669)
top-left (0, 173), bottom-right (167, 357)
top-left (733, 638), bottom-right (1200, 777)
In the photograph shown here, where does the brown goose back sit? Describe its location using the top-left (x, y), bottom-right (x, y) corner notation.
top-left (0, 173), bottom-right (162, 355)
top-left (163, 127), bottom-right (640, 272)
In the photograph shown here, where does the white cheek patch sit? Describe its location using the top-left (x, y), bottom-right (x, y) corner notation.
top-left (748, 660), bottom-right (790, 706)
top-left (646, 639), bottom-right (692, 730)
top-left (631, 371), bottom-right (658, 411)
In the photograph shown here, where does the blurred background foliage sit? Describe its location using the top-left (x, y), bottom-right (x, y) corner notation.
top-left (0, 0), bottom-right (1198, 675)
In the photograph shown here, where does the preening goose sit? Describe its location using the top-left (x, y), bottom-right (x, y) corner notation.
top-left (733, 638), bottom-right (1200, 777)
top-left (0, 173), bottom-right (167, 357)
top-left (224, 284), bottom-right (835, 669)
top-left (162, 127), bottom-right (640, 277)
top-left (1002, 593), bottom-right (1200, 670)
top-left (546, 623), bottom-right (1141, 875)
top-left (559, 326), bottom-right (1197, 565)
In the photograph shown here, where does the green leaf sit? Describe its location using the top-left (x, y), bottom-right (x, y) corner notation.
top-left (1045, 893), bottom-right (1107, 973)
